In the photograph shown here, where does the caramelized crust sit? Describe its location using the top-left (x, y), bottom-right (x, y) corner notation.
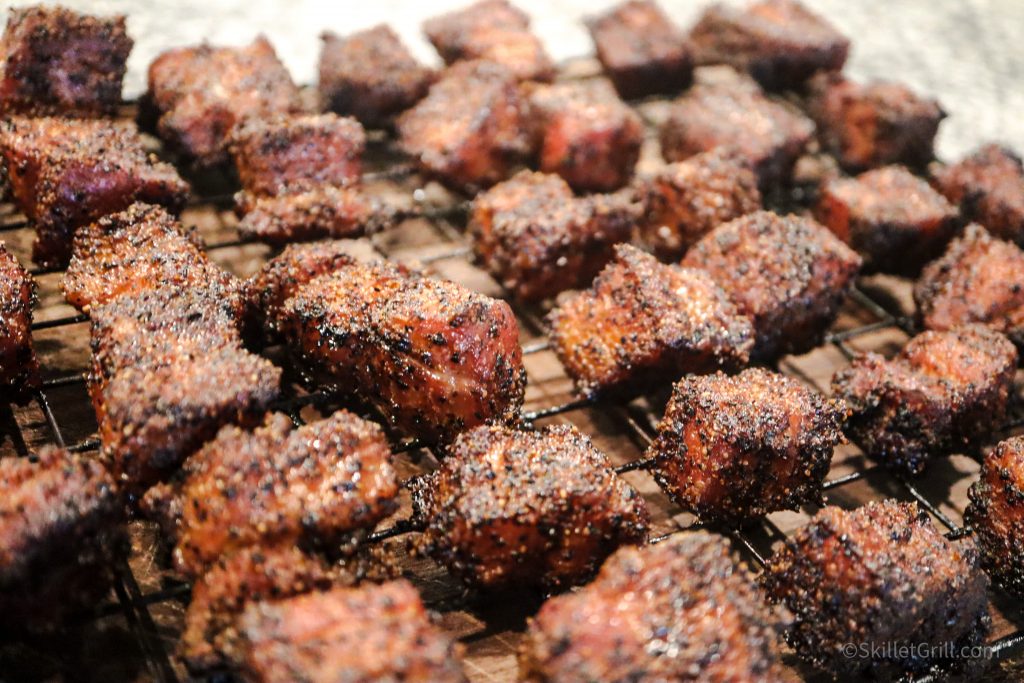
top-left (966, 436), bottom-right (1024, 598)
top-left (0, 243), bottom-right (38, 403)
top-left (235, 185), bottom-right (392, 246)
top-left (933, 144), bottom-right (1024, 244)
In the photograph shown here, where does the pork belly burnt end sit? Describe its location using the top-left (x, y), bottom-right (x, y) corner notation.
top-left (933, 144), bottom-right (1024, 244)
top-left (413, 424), bottom-right (649, 591)
top-left (469, 171), bottom-right (633, 301)
top-left (397, 59), bottom-right (533, 191)
top-left (423, 0), bottom-right (554, 82)
top-left (816, 165), bottom-right (959, 275)
top-left (688, 0), bottom-right (849, 91)
top-left (0, 447), bottom-right (127, 632)
top-left (0, 117), bottom-right (189, 267)
top-left (237, 580), bottom-right (467, 683)
top-left (966, 436), bottom-right (1024, 599)
top-left (763, 501), bottom-right (990, 677)
top-left (0, 6), bottom-right (132, 116)
top-left (319, 25), bottom-right (436, 127)
top-left (520, 532), bottom-right (786, 683)
top-left (0, 243), bottom-right (39, 403)
top-left (235, 186), bottom-right (391, 246)
top-left (548, 245), bottom-right (753, 399)
top-left (634, 148), bottom-right (762, 259)
top-left (278, 260), bottom-right (525, 444)
top-left (682, 211), bottom-right (861, 360)
top-left (585, 0), bottom-right (693, 100)
top-left (832, 325), bottom-right (1017, 475)
top-left (144, 36), bottom-right (303, 167)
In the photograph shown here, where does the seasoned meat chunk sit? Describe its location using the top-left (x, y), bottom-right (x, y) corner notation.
top-left (397, 59), bottom-right (534, 191)
top-left (423, 0), bottom-right (554, 82)
top-left (763, 500), bottom-right (990, 677)
top-left (634, 148), bottom-right (762, 259)
top-left (278, 260), bottom-right (525, 445)
top-left (237, 580), bottom-right (467, 683)
top-left (648, 368), bottom-right (842, 524)
top-left (933, 144), bottom-right (1024, 244)
top-left (659, 82), bottom-right (815, 189)
top-left (832, 325), bottom-right (1017, 475)
top-left (0, 5), bottom-right (132, 116)
top-left (413, 424), bottom-right (649, 591)
top-left (548, 245), bottom-right (753, 399)
top-left (0, 447), bottom-right (127, 632)
top-left (520, 532), bottom-right (787, 683)
top-left (0, 243), bottom-right (38, 403)
top-left (235, 185), bottom-right (392, 246)
top-left (318, 25), bottom-right (436, 127)
top-left (585, 0), bottom-right (693, 100)
top-left (966, 436), bottom-right (1024, 599)
top-left (469, 171), bottom-right (634, 301)
top-left (682, 211), bottom-right (861, 360)
top-left (688, 0), bottom-right (849, 91)
top-left (144, 36), bottom-right (303, 167)
top-left (816, 165), bottom-right (959, 275)
top-left (0, 117), bottom-right (189, 267)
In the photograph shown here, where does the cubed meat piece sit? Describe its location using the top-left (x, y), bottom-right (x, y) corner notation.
top-left (815, 165), bottom-right (959, 275)
top-left (933, 144), bottom-right (1024, 244)
top-left (585, 0), bottom-right (693, 99)
top-left (688, 0), bottom-right (849, 91)
top-left (0, 5), bottom-right (132, 116)
top-left (0, 243), bottom-right (38, 404)
top-left (966, 436), bottom-right (1024, 599)
top-left (832, 325), bottom-right (1017, 475)
top-left (235, 185), bottom-right (392, 246)
top-left (318, 25), bottom-right (436, 127)
top-left (682, 210), bottom-right (861, 360)
top-left (548, 244), bottom-right (753, 399)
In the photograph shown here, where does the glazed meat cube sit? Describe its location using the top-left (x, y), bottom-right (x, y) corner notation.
top-left (397, 59), bottom-right (534, 191)
top-left (235, 185), bottom-right (392, 246)
top-left (966, 436), bottom-right (1024, 599)
top-left (144, 36), bottom-right (303, 167)
top-left (815, 165), bottom-right (959, 275)
top-left (634, 148), bottom-right (762, 259)
top-left (832, 325), bottom-right (1017, 475)
top-left (648, 368), bottom-right (842, 524)
top-left (682, 211), bottom-right (861, 360)
top-left (413, 424), bottom-right (649, 591)
top-left (0, 447), bottom-right (127, 631)
top-left (659, 82), bottom-right (815, 188)
top-left (0, 5), bottom-right (132, 116)
top-left (914, 224), bottom-right (1024, 347)
top-left (0, 244), bottom-right (38, 404)
top-left (688, 0), bottom-right (849, 91)
top-left (763, 501), bottom-right (990, 677)
top-left (548, 245), bottom-right (753, 399)
top-left (0, 117), bottom-right (189, 267)
top-left (278, 260), bottom-right (525, 444)
top-left (933, 144), bottom-right (1024, 244)
top-left (237, 580), bottom-right (467, 683)
top-left (468, 171), bottom-right (634, 301)
top-left (423, 0), bottom-right (554, 82)
top-left (584, 0), bottom-right (693, 100)
top-left (319, 25), bottom-right (436, 127)
top-left (520, 532), bottom-right (786, 683)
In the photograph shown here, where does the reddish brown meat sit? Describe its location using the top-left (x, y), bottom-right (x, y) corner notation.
top-left (966, 436), bottom-right (1024, 599)
top-left (0, 243), bottom-right (38, 404)
top-left (933, 144), bottom-right (1024, 244)
top-left (235, 185), bottom-right (392, 246)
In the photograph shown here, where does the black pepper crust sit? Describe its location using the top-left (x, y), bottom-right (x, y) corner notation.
top-left (762, 500), bottom-right (991, 677)
top-left (966, 436), bottom-right (1024, 599)
top-left (0, 242), bottom-right (39, 404)
top-left (932, 144), bottom-right (1024, 245)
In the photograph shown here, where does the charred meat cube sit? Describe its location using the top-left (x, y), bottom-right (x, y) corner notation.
top-left (548, 245), bottom-right (753, 399)
top-left (0, 117), bottom-right (189, 267)
top-left (520, 532), bottom-right (787, 682)
top-left (763, 500), bottom-right (990, 677)
top-left (648, 368), bottom-right (842, 524)
top-left (318, 25), bottom-right (436, 128)
top-left (423, 0), bottom-right (554, 82)
top-left (237, 580), bottom-right (467, 683)
top-left (144, 36), bottom-right (303, 167)
top-left (682, 211), bottom-right (862, 360)
top-left (966, 436), bottom-right (1024, 599)
top-left (235, 185), bottom-right (392, 246)
top-left (413, 424), bottom-right (649, 591)
top-left (659, 82), bottom-right (815, 189)
top-left (634, 148), bottom-right (762, 259)
top-left (832, 325), bottom-right (1017, 475)
top-left (815, 165), bottom-right (959, 275)
top-left (397, 59), bottom-right (534, 191)
top-left (933, 144), bottom-right (1024, 244)
top-left (584, 0), bottom-right (693, 100)
top-left (468, 171), bottom-right (634, 301)
top-left (0, 447), bottom-right (127, 632)
top-left (688, 0), bottom-right (849, 92)
top-left (0, 243), bottom-right (38, 404)
top-left (0, 5), bottom-right (132, 116)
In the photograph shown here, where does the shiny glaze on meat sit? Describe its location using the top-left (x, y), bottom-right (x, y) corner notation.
top-left (0, 243), bottom-right (38, 403)
top-left (966, 436), bottom-right (1024, 599)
